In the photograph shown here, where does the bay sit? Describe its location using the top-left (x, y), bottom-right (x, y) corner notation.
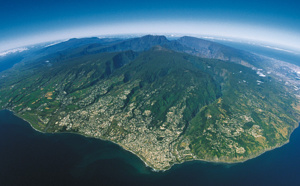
top-left (1, 109), bottom-right (300, 186)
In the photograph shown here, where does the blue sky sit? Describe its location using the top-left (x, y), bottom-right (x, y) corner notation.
top-left (1, 0), bottom-right (300, 52)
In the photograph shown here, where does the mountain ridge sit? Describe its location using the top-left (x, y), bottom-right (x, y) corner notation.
top-left (0, 35), bottom-right (299, 170)
top-left (25, 35), bottom-right (259, 68)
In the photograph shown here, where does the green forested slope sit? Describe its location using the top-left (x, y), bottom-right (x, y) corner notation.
top-left (0, 40), bottom-right (299, 170)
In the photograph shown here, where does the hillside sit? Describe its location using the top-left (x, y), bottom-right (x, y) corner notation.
top-left (0, 36), bottom-right (299, 170)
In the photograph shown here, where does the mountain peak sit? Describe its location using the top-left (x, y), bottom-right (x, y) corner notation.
top-left (133, 35), bottom-right (169, 46)
top-left (89, 35), bottom-right (170, 52)
top-left (139, 35), bottom-right (168, 41)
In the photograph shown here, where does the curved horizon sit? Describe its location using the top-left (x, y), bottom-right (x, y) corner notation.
top-left (1, 0), bottom-right (299, 53)
top-left (1, 20), bottom-right (300, 53)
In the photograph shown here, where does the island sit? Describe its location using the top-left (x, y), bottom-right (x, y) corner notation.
top-left (0, 35), bottom-right (300, 171)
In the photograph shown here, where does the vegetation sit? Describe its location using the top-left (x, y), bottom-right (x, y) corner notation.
top-left (0, 35), bottom-right (299, 170)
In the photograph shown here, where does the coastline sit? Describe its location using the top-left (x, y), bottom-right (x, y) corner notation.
top-left (2, 108), bottom-right (299, 172)
top-left (2, 109), bottom-right (160, 172)
top-left (6, 109), bottom-right (47, 134)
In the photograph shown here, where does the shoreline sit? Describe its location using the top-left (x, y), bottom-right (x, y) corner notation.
top-left (2, 109), bottom-right (160, 172)
top-left (1, 108), bottom-right (299, 172)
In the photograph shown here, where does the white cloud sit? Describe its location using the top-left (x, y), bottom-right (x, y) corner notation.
top-left (257, 71), bottom-right (266, 77)
top-left (258, 45), bottom-right (299, 54)
top-left (0, 47), bottom-right (28, 57)
top-left (44, 41), bottom-right (66, 47)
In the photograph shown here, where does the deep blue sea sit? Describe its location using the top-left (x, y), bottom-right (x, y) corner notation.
top-left (1, 110), bottom-right (300, 186)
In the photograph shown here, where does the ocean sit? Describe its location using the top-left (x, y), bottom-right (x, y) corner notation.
top-left (1, 110), bottom-right (300, 186)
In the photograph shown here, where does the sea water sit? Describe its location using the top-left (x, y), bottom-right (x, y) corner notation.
top-left (1, 110), bottom-right (300, 186)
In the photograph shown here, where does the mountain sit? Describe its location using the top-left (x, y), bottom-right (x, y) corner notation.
top-left (0, 35), bottom-right (299, 170)
top-left (3, 35), bottom-right (261, 71)
top-left (20, 37), bottom-right (124, 63)
top-left (175, 36), bottom-right (261, 67)
top-left (85, 35), bottom-right (170, 53)
top-left (84, 35), bottom-right (263, 68)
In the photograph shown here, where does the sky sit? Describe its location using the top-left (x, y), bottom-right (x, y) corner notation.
top-left (0, 0), bottom-right (300, 52)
